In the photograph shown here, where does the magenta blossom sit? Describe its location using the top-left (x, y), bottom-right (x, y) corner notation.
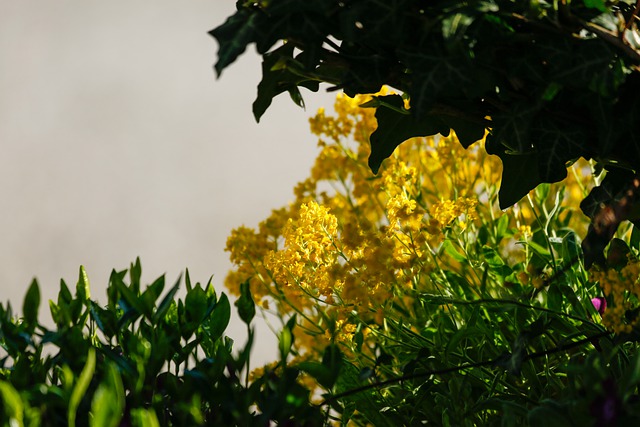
top-left (591, 296), bottom-right (607, 316)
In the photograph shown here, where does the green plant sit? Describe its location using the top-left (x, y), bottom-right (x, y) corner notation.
top-left (0, 259), bottom-right (325, 426)
top-left (211, 0), bottom-right (640, 262)
top-left (224, 93), bottom-right (640, 425)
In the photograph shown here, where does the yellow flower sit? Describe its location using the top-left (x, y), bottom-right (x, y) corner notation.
top-left (590, 261), bottom-right (640, 334)
top-left (517, 225), bottom-right (532, 240)
top-left (224, 88), bottom-right (597, 361)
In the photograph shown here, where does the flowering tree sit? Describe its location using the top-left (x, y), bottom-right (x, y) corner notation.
top-left (224, 93), bottom-right (640, 424)
top-left (212, 0), bottom-right (640, 265)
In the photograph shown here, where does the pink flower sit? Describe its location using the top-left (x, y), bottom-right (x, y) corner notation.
top-left (591, 296), bottom-right (607, 316)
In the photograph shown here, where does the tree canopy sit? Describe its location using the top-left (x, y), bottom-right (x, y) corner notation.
top-left (211, 0), bottom-right (640, 264)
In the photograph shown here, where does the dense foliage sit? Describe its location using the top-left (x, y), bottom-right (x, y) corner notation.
top-left (0, 261), bottom-right (325, 426)
top-left (224, 93), bottom-right (640, 425)
top-left (4, 93), bottom-right (640, 425)
top-left (211, 0), bottom-right (640, 263)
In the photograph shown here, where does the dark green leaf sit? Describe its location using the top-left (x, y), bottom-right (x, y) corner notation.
top-left (22, 279), bottom-right (40, 333)
top-left (253, 44), bottom-right (320, 122)
top-left (205, 293), bottom-right (231, 342)
top-left (141, 275), bottom-right (165, 316)
top-left (494, 148), bottom-right (543, 209)
top-left (368, 95), bottom-right (449, 174)
top-left (182, 284), bottom-right (208, 338)
top-left (321, 344), bottom-right (343, 390)
top-left (235, 279), bottom-right (256, 325)
top-left (112, 270), bottom-right (148, 320)
top-left (440, 114), bottom-right (487, 148)
top-left (297, 361), bottom-right (333, 389)
top-left (210, 10), bottom-right (264, 77)
top-left (89, 301), bottom-right (117, 338)
top-left (129, 258), bottom-right (142, 294)
top-left (153, 274), bottom-right (181, 324)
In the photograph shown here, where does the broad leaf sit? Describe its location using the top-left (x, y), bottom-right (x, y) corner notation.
top-left (368, 95), bottom-right (449, 174)
top-left (253, 44), bottom-right (320, 122)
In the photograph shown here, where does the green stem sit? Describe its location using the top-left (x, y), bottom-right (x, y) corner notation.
top-left (318, 330), bottom-right (610, 407)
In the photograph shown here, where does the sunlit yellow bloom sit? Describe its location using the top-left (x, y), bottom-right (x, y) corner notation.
top-left (224, 88), bottom-right (596, 364)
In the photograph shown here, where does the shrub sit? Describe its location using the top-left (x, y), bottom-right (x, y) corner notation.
top-left (4, 93), bottom-right (640, 426)
top-left (224, 92), bottom-right (640, 425)
top-left (0, 259), bottom-right (324, 426)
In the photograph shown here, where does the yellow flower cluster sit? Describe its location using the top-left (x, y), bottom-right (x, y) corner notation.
top-left (224, 89), bottom-right (597, 358)
top-left (590, 261), bottom-right (640, 334)
top-left (430, 197), bottom-right (478, 229)
top-left (264, 201), bottom-right (339, 304)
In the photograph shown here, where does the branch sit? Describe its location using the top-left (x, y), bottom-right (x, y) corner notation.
top-left (579, 19), bottom-right (640, 64)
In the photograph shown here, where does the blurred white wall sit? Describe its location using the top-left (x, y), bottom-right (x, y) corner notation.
top-left (0, 2), bottom-right (335, 360)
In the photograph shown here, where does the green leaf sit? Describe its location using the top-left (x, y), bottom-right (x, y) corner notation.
top-left (620, 351), bottom-right (640, 398)
top-left (561, 231), bottom-right (582, 265)
top-left (398, 47), bottom-right (486, 119)
top-left (205, 293), bottom-right (231, 342)
top-left (540, 38), bottom-right (615, 91)
top-left (297, 361), bottom-right (333, 389)
top-left (69, 348), bottom-right (96, 427)
top-left (440, 114), bottom-right (487, 148)
top-left (445, 323), bottom-right (486, 358)
top-left (129, 257), bottom-right (142, 293)
top-left (22, 279), bottom-right (40, 333)
top-left (321, 344), bottom-right (343, 390)
top-left (279, 315), bottom-right (296, 361)
top-left (152, 274), bottom-right (181, 324)
top-left (59, 279), bottom-right (73, 305)
top-left (547, 283), bottom-right (563, 311)
top-left (210, 10), bottom-right (264, 77)
top-left (184, 268), bottom-right (192, 292)
top-left (582, 0), bottom-right (607, 12)
top-left (490, 102), bottom-right (539, 153)
top-left (130, 408), bottom-right (160, 427)
top-left (297, 345), bottom-right (342, 390)
top-left (235, 279), bottom-right (256, 325)
top-left (442, 240), bottom-right (467, 263)
top-left (493, 148), bottom-right (543, 209)
top-left (77, 266), bottom-right (91, 301)
top-left (182, 283), bottom-right (209, 338)
top-left (141, 275), bottom-right (165, 317)
top-left (111, 269), bottom-right (149, 320)
top-left (90, 363), bottom-right (125, 427)
top-left (495, 214), bottom-right (510, 240)
top-left (557, 282), bottom-right (587, 319)
top-left (334, 361), bottom-right (396, 427)
top-left (368, 95), bottom-right (449, 174)
top-left (89, 301), bottom-right (117, 338)
top-left (481, 245), bottom-right (507, 269)
top-left (0, 381), bottom-right (24, 426)
top-left (531, 116), bottom-right (584, 183)
top-left (253, 44), bottom-right (320, 122)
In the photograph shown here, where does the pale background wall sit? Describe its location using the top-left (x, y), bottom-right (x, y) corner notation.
top-left (0, 2), bottom-right (335, 361)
